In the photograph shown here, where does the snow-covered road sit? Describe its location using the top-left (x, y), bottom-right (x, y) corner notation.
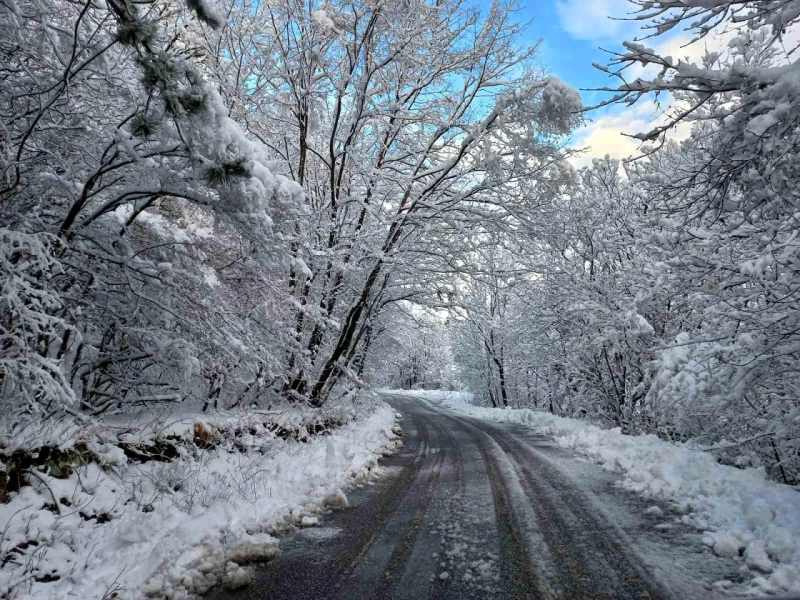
top-left (212, 392), bottom-right (757, 600)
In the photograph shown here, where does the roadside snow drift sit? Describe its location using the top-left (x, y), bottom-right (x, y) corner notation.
top-left (403, 390), bottom-right (800, 596)
top-left (0, 397), bottom-right (398, 599)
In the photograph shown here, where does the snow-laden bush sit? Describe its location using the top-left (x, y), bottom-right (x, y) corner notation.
top-left (0, 230), bottom-right (76, 425)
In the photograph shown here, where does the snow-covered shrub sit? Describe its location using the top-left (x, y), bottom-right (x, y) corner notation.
top-left (0, 230), bottom-right (75, 425)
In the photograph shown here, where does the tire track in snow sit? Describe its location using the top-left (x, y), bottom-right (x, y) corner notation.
top-left (219, 402), bottom-right (433, 600)
top-left (367, 415), bottom-right (456, 599)
top-left (422, 398), bottom-right (671, 600)
top-left (392, 401), bottom-right (507, 600)
top-left (217, 395), bottom-right (677, 600)
top-left (332, 407), bottom-right (446, 599)
top-left (432, 409), bottom-right (557, 600)
top-left (480, 420), bottom-right (672, 600)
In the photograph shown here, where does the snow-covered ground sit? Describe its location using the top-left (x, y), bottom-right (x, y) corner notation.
top-left (391, 390), bottom-right (800, 597)
top-left (0, 395), bottom-right (398, 599)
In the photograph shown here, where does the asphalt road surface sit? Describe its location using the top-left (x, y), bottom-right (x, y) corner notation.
top-left (214, 393), bottom-right (750, 600)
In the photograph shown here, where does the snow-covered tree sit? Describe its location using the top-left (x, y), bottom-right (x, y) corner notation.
top-left (203, 0), bottom-right (582, 405)
top-left (601, 1), bottom-right (800, 482)
top-left (0, 0), bottom-right (303, 430)
top-left (450, 0), bottom-right (800, 482)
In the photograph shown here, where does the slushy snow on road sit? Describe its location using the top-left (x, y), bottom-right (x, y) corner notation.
top-left (422, 390), bottom-right (800, 596)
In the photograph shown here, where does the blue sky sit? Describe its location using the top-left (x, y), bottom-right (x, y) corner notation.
top-left (474, 0), bottom-right (700, 166)
top-left (510, 0), bottom-right (626, 107)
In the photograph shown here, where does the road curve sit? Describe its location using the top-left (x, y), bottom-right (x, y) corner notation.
top-left (213, 393), bottom-right (728, 600)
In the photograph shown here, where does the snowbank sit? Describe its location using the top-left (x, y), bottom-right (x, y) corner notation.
top-left (420, 391), bottom-right (800, 596)
top-left (0, 396), bottom-right (398, 599)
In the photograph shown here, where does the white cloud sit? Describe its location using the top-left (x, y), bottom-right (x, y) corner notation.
top-left (559, 3), bottom-right (800, 169)
top-left (570, 105), bottom-right (651, 168)
top-left (572, 27), bottom-right (734, 169)
top-left (571, 100), bottom-right (692, 169)
top-left (571, 118), bottom-right (643, 168)
top-left (624, 29), bottom-right (734, 82)
top-left (555, 0), bottom-right (637, 41)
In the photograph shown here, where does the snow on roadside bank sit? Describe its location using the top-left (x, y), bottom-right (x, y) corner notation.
top-left (395, 390), bottom-right (800, 596)
top-left (0, 396), bottom-right (398, 599)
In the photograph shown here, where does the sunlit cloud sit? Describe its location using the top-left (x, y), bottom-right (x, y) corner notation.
top-left (568, 17), bottom-right (739, 169)
top-left (570, 100), bottom-right (693, 169)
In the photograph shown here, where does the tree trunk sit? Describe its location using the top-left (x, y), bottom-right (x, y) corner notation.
top-left (308, 259), bottom-right (384, 404)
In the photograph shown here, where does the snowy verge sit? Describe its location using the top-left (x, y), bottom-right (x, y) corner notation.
top-left (397, 390), bottom-right (800, 596)
top-left (0, 394), bottom-right (399, 599)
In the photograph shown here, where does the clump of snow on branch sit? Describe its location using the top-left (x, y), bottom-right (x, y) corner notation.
top-left (540, 77), bottom-right (584, 134)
